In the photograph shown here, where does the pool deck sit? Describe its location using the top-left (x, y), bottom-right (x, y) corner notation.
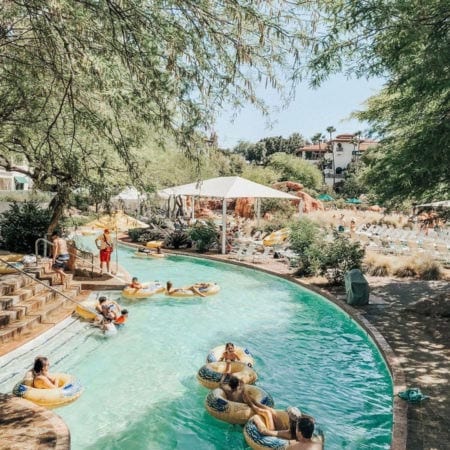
top-left (2, 244), bottom-right (449, 450)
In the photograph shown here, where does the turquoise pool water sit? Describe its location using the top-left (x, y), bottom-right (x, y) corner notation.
top-left (0, 245), bottom-right (392, 449)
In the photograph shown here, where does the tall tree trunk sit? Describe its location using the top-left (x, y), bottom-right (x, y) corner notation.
top-left (47, 192), bottom-right (68, 237)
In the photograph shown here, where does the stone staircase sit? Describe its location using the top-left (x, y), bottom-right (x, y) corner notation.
top-left (0, 259), bottom-right (84, 355)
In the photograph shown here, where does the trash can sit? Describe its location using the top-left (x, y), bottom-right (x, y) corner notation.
top-left (344, 269), bottom-right (370, 306)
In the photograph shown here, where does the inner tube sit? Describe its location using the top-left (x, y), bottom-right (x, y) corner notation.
top-left (197, 361), bottom-right (257, 389)
top-left (207, 344), bottom-right (255, 368)
top-left (244, 411), bottom-right (324, 450)
top-left (205, 385), bottom-right (274, 424)
top-left (166, 282), bottom-right (220, 298)
top-left (122, 281), bottom-right (165, 299)
top-left (13, 373), bottom-right (83, 409)
top-left (75, 299), bottom-right (101, 321)
top-left (133, 251), bottom-right (166, 258)
top-left (146, 240), bottom-right (163, 249)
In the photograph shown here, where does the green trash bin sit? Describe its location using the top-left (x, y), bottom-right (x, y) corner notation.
top-left (344, 269), bottom-right (369, 306)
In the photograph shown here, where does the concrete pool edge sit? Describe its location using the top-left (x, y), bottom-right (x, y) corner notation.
top-left (157, 247), bottom-right (408, 450)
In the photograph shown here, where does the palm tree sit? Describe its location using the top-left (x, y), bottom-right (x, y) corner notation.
top-left (326, 126), bottom-right (336, 187)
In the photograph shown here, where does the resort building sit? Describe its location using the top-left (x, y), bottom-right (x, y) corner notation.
top-left (0, 168), bottom-right (32, 191)
top-left (296, 133), bottom-right (378, 186)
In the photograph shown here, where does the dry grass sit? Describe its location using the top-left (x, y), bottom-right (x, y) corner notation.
top-left (364, 253), bottom-right (393, 276)
top-left (364, 251), bottom-right (444, 280)
top-left (306, 209), bottom-right (408, 230)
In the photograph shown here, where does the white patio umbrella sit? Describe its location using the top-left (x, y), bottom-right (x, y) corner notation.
top-left (159, 176), bottom-right (298, 254)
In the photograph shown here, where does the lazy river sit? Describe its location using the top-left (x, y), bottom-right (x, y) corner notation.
top-left (0, 245), bottom-right (393, 449)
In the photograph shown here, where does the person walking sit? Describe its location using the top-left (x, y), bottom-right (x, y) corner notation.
top-left (51, 230), bottom-right (69, 284)
top-left (95, 229), bottom-right (114, 274)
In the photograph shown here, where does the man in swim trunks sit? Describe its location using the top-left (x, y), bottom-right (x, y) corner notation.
top-left (51, 231), bottom-right (69, 284)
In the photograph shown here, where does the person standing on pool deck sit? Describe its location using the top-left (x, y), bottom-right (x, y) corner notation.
top-left (51, 231), bottom-right (69, 284)
top-left (95, 229), bottom-right (114, 274)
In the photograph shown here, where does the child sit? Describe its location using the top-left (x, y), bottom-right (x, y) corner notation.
top-left (219, 342), bottom-right (241, 380)
top-left (114, 309), bottom-right (129, 326)
top-left (129, 277), bottom-right (143, 290)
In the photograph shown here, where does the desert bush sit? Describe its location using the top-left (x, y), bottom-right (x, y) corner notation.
top-left (0, 201), bottom-right (51, 253)
top-left (289, 219), bottom-right (323, 276)
top-left (164, 230), bottom-right (191, 249)
top-left (315, 232), bottom-right (365, 284)
top-left (392, 261), bottom-right (417, 278)
top-left (128, 228), bottom-right (166, 243)
top-left (188, 220), bottom-right (218, 252)
top-left (261, 218), bottom-right (291, 234)
top-left (261, 198), bottom-right (296, 220)
top-left (414, 257), bottom-right (443, 280)
top-left (364, 253), bottom-right (393, 276)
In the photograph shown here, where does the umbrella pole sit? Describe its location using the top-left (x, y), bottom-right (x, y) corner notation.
top-left (256, 198), bottom-right (261, 227)
top-left (222, 198), bottom-right (227, 254)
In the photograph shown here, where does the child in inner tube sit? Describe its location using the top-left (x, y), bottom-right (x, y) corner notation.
top-left (129, 277), bottom-right (143, 290)
top-left (219, 342), bottom-right (241, 381)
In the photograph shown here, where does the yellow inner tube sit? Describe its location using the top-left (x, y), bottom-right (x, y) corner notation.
top-left (146, 240), bottom-right (163, 249)
top-left (13, 373), bottom-right (83, 409)
top-left (75, 299), bottom-right (100, 321)
top-left (197, 361), bottom-right (257, 389)
top-left (0, 254), bottom-right (24, 274)
top-left (205, 385), bottom-right (274, 424)
top-left (166, 282), bottom-right (220, 298)
top-left (133, 251), bottom-right (165, 258)
top-left (122, 282), bottom-right (165, 299)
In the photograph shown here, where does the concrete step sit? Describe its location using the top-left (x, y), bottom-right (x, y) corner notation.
top-left (0, 290), bottom-right (78, 345)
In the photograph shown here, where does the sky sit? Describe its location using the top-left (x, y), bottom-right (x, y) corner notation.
top-left (214, 74), bottom-right (385, 149)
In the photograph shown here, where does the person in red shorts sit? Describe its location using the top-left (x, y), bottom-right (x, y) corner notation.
top-left (95, 229), bottom-right (114, 274)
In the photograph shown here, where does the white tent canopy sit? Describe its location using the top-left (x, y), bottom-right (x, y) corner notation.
top-left (159, 176), bottom-right (298, 253)
top-left (159, 176), bottom-right (298, 200)
top-left (416, 200), bottom-right (450, 208)
top-left (111, 187), bottom-right (146, 212)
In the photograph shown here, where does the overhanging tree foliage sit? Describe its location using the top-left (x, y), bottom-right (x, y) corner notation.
top-left (0, 1), bottom-right (315, 231)
top-left (310, 0), bottom-right (450, 203)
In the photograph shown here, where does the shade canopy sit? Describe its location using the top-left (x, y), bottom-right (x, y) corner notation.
top-left (159, 176), bottom-right (298, 200)
top-left (159, 176), bottom-right (298, 254)
top-left (317, 193), bottom-right (334, 202)
top-left (112, 186), bottom-right (146, 201)
top-left (416, 200), bottom-right (450, 209)
top-left (85, 211), bottom-right (149, 231)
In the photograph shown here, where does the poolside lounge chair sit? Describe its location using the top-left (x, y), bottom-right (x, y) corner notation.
top-left (252, 246), bottom-right (272, 264)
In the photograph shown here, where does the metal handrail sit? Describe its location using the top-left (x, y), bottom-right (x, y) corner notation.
top-left (34, 237), bottom-right (127, 284)
top-left (35, 237), bottom-right (95, 278)
top-left (0, 257), bottom-right (97, 315)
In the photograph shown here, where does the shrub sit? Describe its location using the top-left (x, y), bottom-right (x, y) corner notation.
top-left (0, 201), bottom-right (52, 253)
top-left (261, 198), bottom-right (296, 220)
top-left (392, 261), bottom-right (417, 278)
top-left (164, 230), bottom-right (191, 249)
top-left (364, 253), bottom-right (393, 276)
top-left (289, 219), bottom-right (322, 276)
top-left (189, 220), bottom-right (218, 252)
top-left (414, 258), bottom-right (443, 280)
top-left (128, 227), bottom-right (166, 243)
top-left (315, 232), bottom-right (365, 284)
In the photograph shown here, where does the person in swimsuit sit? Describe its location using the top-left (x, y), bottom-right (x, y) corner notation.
top-left (166, 281), bottom-right (206, 297)
top-left (218, 342), bottom-right (241, 380)
top-left (220, 375), bottom-right (245, 402)
top-left (31, 356), bottom-right (59, 389)
top-left (51, 231), bottom-right (69, 284)
top-left (129, 277), bottom-right (143, 290)
top-left (95, 229), bottom-right (114, 274)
